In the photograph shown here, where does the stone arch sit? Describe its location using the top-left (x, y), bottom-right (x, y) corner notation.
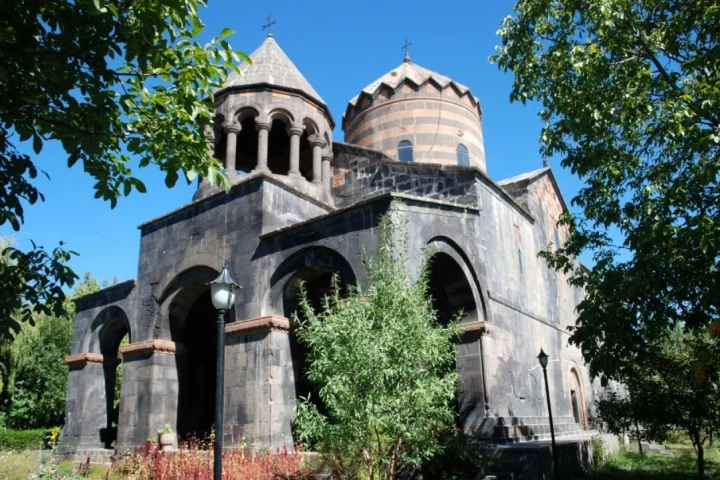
top-left (426, 236), bottom-right (487, 323)
top-left (159, 265), bottom-right (223, 339)
top-left (154, 253), bottom-right (224, 306)
top-left (268, 108), bottom-right (295, 125)
top-left (302, 118), bottom-right (319, 135)
top-left (268, 246), bottom-right (357, 318)
top-left (569, 365), bottom-right (588, 427)
top-left (232, 108), bottom-right (260, 173)
top-left (89, 306), bottom-right (131, 449)
top-left (159, 265), bottom-right (222, 440)
top-left (267, 110), bottom-right (294, 175)
top-left (267, 246), bottom-right (356, 432)
top-left (232, 105), bottom-right (261, 123)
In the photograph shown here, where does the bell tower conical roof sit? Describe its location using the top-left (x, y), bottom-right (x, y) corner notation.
top-left (221, 34), bottom-right (326, 108)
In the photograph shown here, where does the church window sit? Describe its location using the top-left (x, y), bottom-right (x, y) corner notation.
top-left (517, 249), bottom-right (523, 273)
top-left (456, 143), bottom-right (469, 166)
top-left (397, 140), bottom-right (413, 162)
top-left (554, 228), bottom-right (561, 251)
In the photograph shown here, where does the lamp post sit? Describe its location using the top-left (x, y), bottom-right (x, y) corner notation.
top-left (209, 265), bottom-right (238, 480)
top-left (537, 348), bottom-right (560, 480)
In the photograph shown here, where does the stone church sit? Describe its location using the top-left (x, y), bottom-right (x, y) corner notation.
top-left (60, 34), bottom-right (596, 456)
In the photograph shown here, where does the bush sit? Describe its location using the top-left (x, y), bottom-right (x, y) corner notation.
top-left (0, 428), bottom-right (50, 450)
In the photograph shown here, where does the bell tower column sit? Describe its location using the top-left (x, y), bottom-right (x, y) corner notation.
top-left (254, 121), bottom-right (271, 173)
top-left (321, 151), bottom-right (333, 194)
top-left (223, 123), bottom-right (241, 177)
top-left (309, 135), bottom-right (325, 185)
top-left (287, 125), bottom-right (303, 177)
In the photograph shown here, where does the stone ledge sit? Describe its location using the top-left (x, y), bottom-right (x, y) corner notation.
top-left (461, 320), bottom-right (493, 335)
top-left (64, 352), bottom-right (104, 365)
top-left (225, 315), bottom-right (291, 336)
top-left (119, 340), bottom-right (186, 357)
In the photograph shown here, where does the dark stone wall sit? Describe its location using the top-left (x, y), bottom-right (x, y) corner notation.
top-left (62, 148), bottom-right (594, 453)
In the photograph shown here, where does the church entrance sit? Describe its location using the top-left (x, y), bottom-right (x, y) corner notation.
top-left (427, 251), bottom-right (480, 426)
top-left (427, 252), bottom-right (477, 325)
top-left (175, 287), bottom-right (217, 441)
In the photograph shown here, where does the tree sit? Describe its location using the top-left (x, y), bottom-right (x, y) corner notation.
top-left (597, 328), bottom-right (720, 477)
top-left (492, 2), bottom-right (720, 476)
top-left (0, 0), bottom-right (245, 337)
top-left (293, 206), bottom-right (460, 480)
top-left (1, 271), bottom-right (103, 429)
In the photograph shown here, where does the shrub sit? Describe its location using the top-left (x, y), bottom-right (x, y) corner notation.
top-left (108, 441), bottom-right (312, 480)
top-left (0, 428), bottom-right (50, 450)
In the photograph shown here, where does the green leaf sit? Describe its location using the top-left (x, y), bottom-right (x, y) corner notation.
top-left (220, 28), bottom-right (234, 39)
top-left (32, 134), bottom-right (42, 155)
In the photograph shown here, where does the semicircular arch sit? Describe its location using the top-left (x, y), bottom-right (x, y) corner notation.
top-left (426, 236), bottom-right (488, 322)
top-left (88, 305), bottom-right (132, 355)
top-left (266, 246), bottom-right (357, 318)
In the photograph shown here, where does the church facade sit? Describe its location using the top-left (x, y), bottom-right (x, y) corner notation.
top-left (60, 34), bottom-right (596, 455)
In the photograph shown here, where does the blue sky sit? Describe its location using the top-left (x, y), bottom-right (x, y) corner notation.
top-left (1, 0), bottom-right (589, 286)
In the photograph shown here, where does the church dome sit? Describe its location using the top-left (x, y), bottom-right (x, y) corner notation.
top-left (342, 55), bottom-right (485, 171)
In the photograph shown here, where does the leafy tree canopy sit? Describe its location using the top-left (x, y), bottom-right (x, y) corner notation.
top-left (597, 327), bottom-right (720, 478)
top-left (0, 270), bottom-right (104, 429)
top-left (293, 206), bottom-right (461, 480)
top-left (492, 0), bottom-right (720, 381)
top-left (0, 0), bottom-right (245, 338)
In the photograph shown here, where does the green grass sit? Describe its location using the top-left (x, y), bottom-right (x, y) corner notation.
top-left (589, 437), bottom-right (720, 480)
top-left (0, 451), bottom-right (109, 480)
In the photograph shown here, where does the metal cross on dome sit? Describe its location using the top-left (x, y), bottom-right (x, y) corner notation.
top-left (402, 37), bottom-right (412, 61)
top-left (262, 15), bottom-right (277, 34)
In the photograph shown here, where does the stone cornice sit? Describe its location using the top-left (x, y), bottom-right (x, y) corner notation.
top-left (225, 315), bottom-right (291, 336)
top-left (65, 353), bottom-right (104, 366)
top-left (119, 340), bottom-right (186, 357)
top-left (461, 320), bottom-right (493, 335)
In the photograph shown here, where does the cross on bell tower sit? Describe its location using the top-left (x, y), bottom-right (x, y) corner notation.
top-left (262, 15), bottom-right (277, 35)
top-left (402, 37), bottom-right (412, 62)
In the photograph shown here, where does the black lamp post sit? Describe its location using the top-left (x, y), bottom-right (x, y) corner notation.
top-left (537, 348), bottom-right (560, 480)
top-left (209, 265), bottom-right (238, 480)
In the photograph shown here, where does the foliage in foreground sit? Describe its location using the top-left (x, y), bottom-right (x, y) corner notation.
top-left (0, 0), bottom-right (246, 338)
top-left (0, 269), bottom-right (103, 429)
top-left (293, 205), bottom-right (461, 480)
top-left (106, 442), bottom-right (310, 480)
top-left (0, 428), bottom-right (51, 451)
top-left (589, 437), bottom-right (720, 480)
top-left (596, 327), bottom-right (720, 478)
top-left (493, 3), bottom-right (719, 477)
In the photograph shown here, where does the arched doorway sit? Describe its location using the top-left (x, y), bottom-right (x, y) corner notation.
top-left (97, 307), bottom-right (131, 449)
top-left (427, 251), bottom-right (481, 427)
top-left (270, 248), bottom-right (356, 431)
top-left (427, 252), bottom-right (478, 325)
top-left (167, 268), bottom-right (222, 441)
top-left (569, 367), bottom-right (587, 427)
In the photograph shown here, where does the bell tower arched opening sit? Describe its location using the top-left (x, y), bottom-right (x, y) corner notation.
top-left (268, 119), bottom-right (291, 175)
top-left (235, 116), bottom-right (259, 173)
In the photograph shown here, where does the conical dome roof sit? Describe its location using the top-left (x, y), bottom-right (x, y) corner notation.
top-left (222, 34), bottom-right (326, 107)
top-left (347, 59), bottom-right (480, 113)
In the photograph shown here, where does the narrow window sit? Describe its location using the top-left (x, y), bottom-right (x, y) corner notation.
top-left (397, 140), bottom-right (413, 162)
top-left (517, 249), bottom-right (523, 274)
top-left (554, 228), bottom-right (561, 251)
top-left (456, 143), bottom-right (469, 166)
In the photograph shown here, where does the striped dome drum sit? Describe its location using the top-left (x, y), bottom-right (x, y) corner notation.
top-left (343, 57), bottom-right (485, 171)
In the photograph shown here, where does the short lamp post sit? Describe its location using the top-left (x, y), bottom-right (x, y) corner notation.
top-left (538, 348), bottom-right (560, 480)
top-left (209, 265), bottom-right (239, 480)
